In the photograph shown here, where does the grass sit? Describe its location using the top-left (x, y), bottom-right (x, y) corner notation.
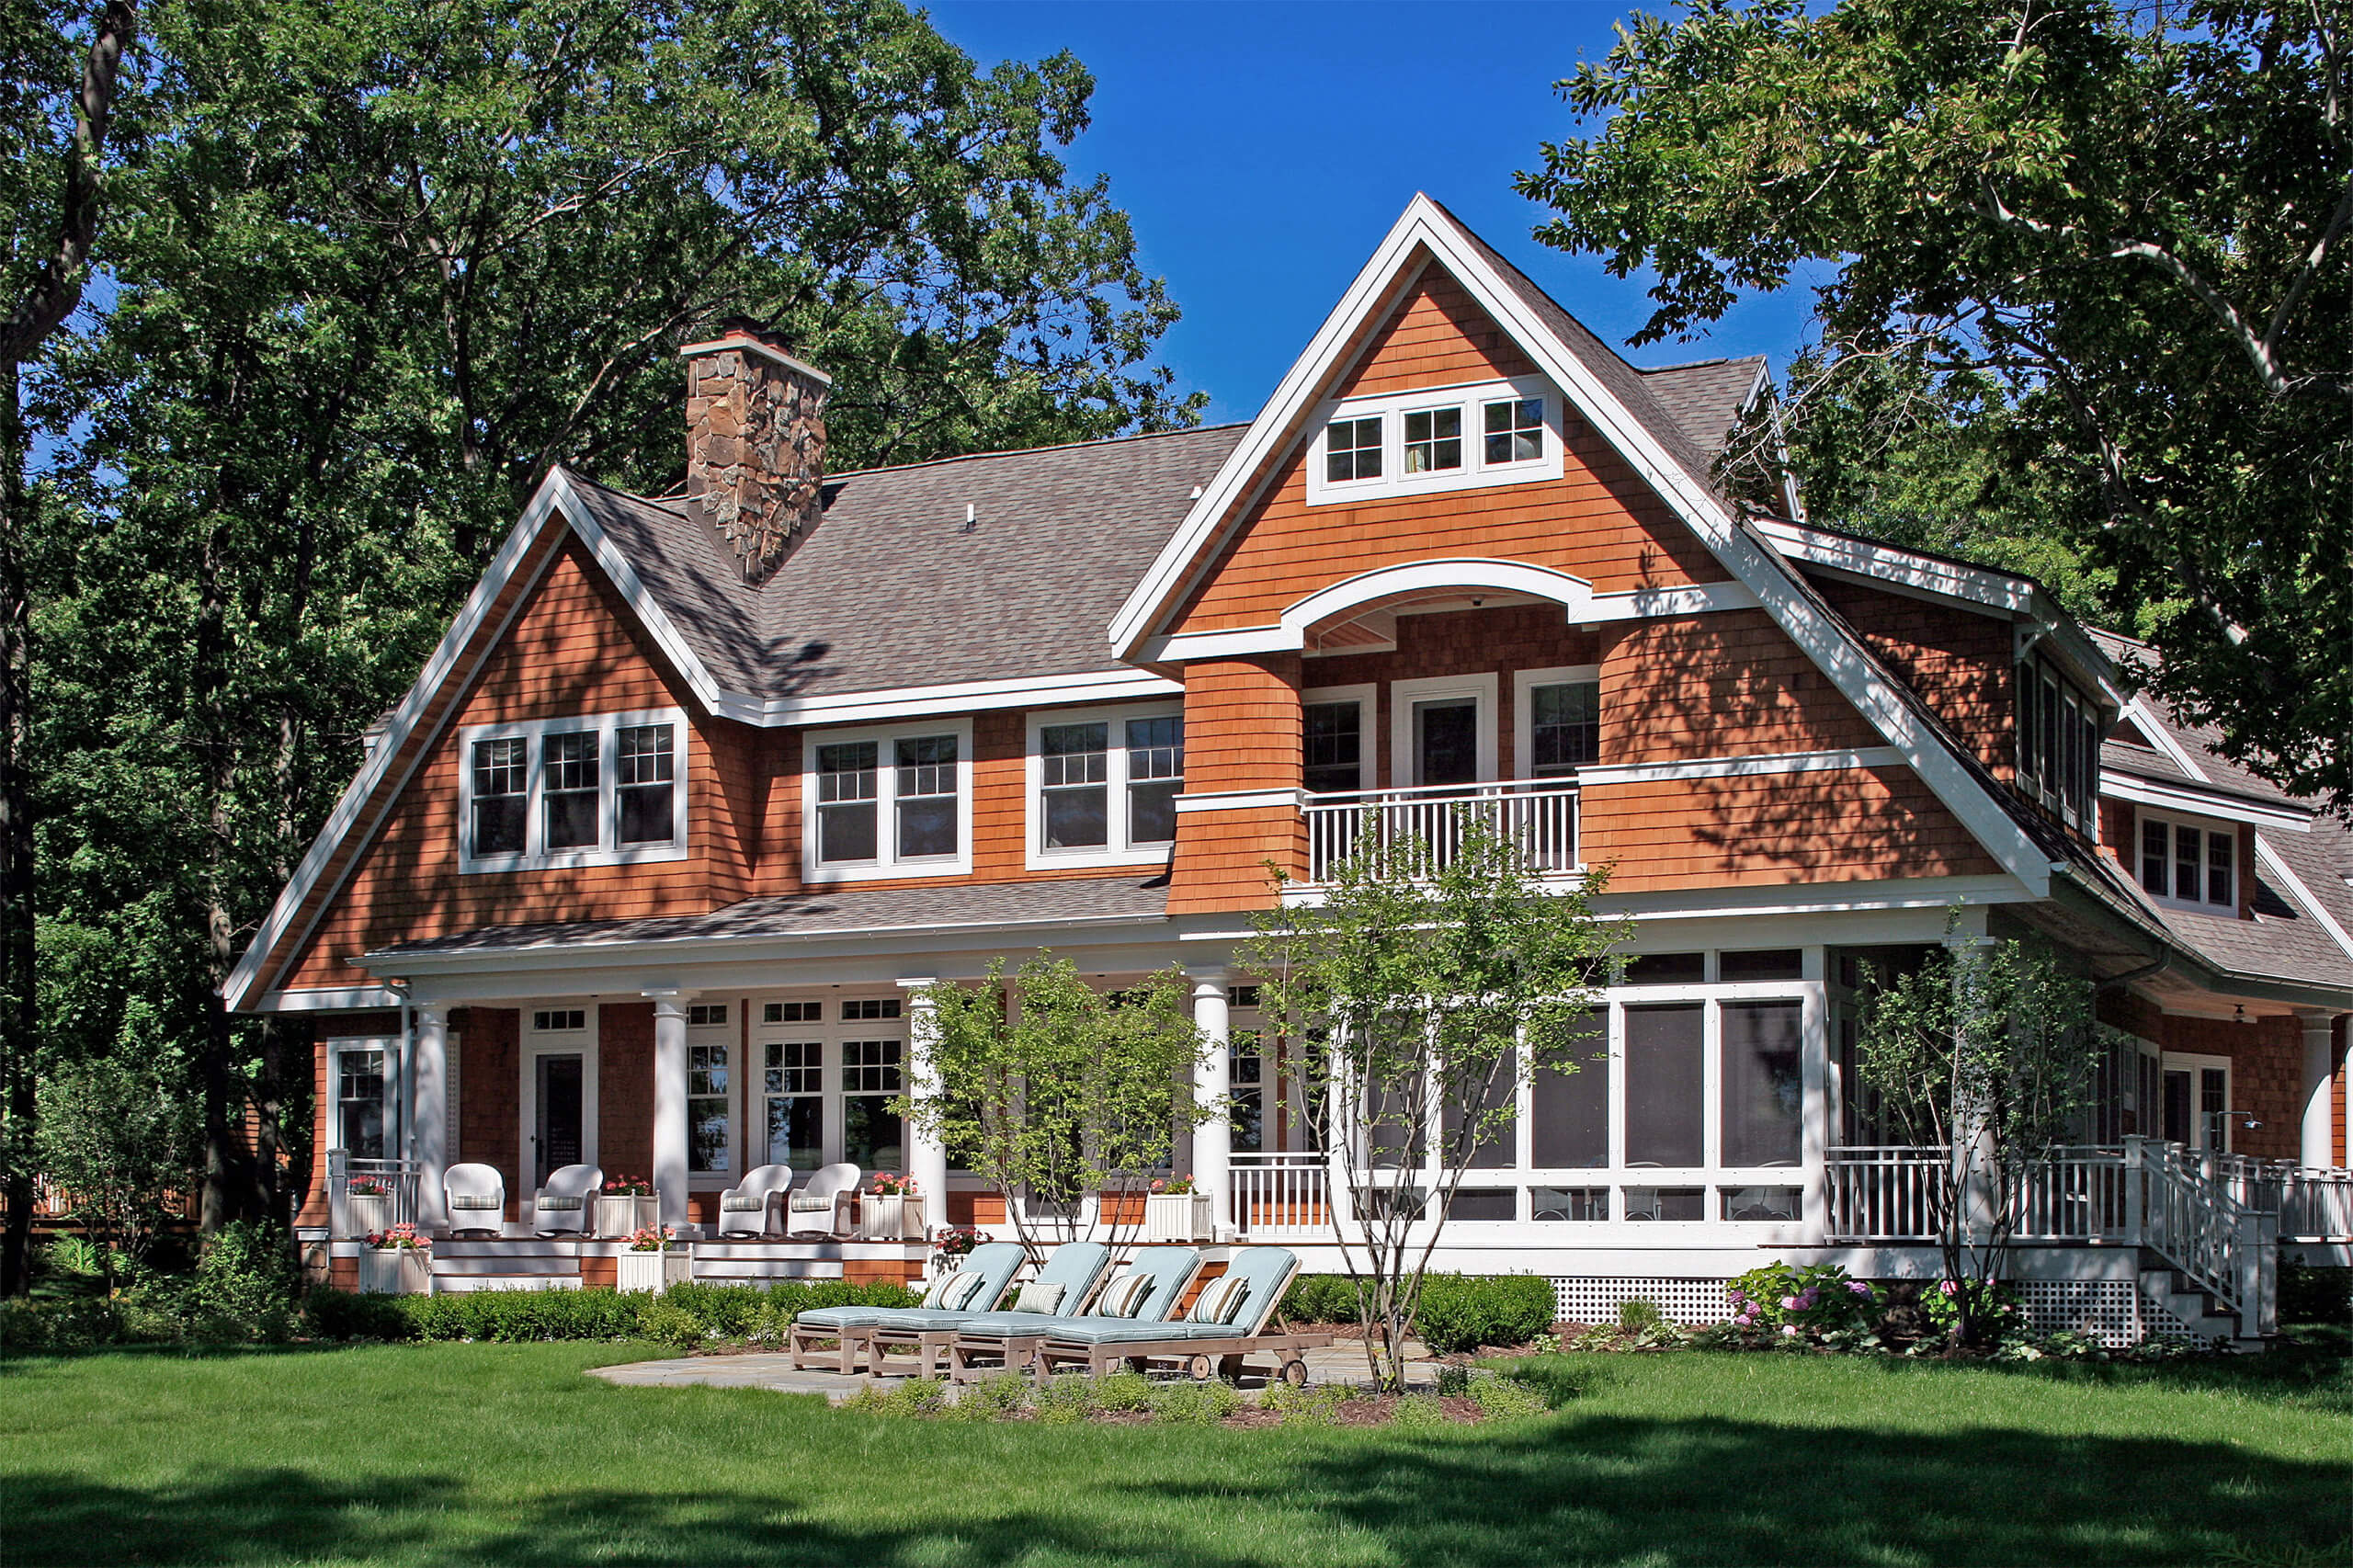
top-left (3, 1339), bottom-right (2349, 1566)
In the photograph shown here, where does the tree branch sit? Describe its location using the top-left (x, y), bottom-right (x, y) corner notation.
top-left (0, 0), bottom-right (136, 365)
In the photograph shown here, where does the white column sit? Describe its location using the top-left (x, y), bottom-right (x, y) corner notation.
top-left (2299, 1011), bottom-right (2341, 1170)
top-left (1189, 967), bottom-right (1233, 1240)
top-left (648, 992), bottom-right (694, 1230)
top-left (897, 978), bottom-right (949, 1236)
top-left (414, 1005), bottom-right (451, 1233)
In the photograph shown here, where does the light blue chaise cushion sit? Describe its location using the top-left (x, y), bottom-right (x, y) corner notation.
top-left (793, 1242), bottom-right (1025, 1331)
top-left (840, 1241), bottom-right (1117, 1335)
top-left (1036, 1246), bottom-right (1300, 1346)
top-left (950, 1246), bottom-right (1203, 1342)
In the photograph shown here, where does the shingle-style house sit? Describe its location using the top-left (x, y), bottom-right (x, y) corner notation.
top-left (232, 197), bottom-right (2352, 1339)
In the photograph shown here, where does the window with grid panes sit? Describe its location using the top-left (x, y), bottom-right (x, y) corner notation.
top-left (1403, 406), bottom-right (1463, 472)
top-left (1040, 722), bottom-right (1109, 848)
top-left (1529, 681), bottom-right (1599, 774)
top-left (1324, 415), bottom-right (1382, 483)
top-left (815, 741), bottom-right (880, 863)
top-left (763, 1001), bottom-right (822, 1025)
top-left (471, 738), bottom-right (528, 856)
top-left (1126, 716), bottom-right (1183, 845)
top-left (2138, 814), bottom-right (2235, 910)
top-left (893, 734), bottom-right (958, 858)
top-left (841, 1038), bottom-right (904, 1170)
top-left (617, 724), bottom-right (676, 845)
top-left (336, 1047), bottom-right (387, 1160)
top-left (542, 731), bottom-right (601, 849)
top-left (688, 1043), bottom-right (730, 1173)
top-left (1482, 397), bottom-right (1544, 463)
top-left (1303, 701), bottom-right (1363, 794)
top-left (763, 1040), bottom-right (822, 1170)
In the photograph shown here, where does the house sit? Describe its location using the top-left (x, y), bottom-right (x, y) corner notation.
top-left (229, 196), bottom-right (2353, 1338)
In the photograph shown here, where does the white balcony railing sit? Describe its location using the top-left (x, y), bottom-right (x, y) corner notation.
top-left (1229, 1152), bottom-right (1330, 1235)
top-left (326, 1151), bottom-right (422, 1239)
top-left (1303, 780), bottom-right (1577, 883)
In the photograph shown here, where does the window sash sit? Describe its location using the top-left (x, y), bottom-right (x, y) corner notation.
top-left (1402, 406), bottom-right (1463, 473)
top-left (1324, 416), bottom-right (1382, 483)
top-left (1303, 701), bottom-right (1362, 794)
top-left (1529, 681), bottom-right (1599, 775)
top-left (1482, 397), bottom-right (1544, 464)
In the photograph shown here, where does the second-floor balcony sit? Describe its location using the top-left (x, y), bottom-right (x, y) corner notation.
top-left (1302, 778), bottom-right (1578, 883)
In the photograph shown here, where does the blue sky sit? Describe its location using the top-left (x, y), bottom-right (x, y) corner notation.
top-left (926, 0), bottom-right (1814, 426)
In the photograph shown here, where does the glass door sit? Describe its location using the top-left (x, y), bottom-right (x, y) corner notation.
top-left (533, 1053), bottom-right (585, 1187)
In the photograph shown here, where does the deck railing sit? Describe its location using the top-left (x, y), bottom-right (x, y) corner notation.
top-left (1229, 1152), bottom-right (1330, 1234)
top-left (327, 1152), bottom-right (422, 1239)
top-left (1303, 780), bottom-right (1577, 883)
top-left (2137, 1137), bottom-right (2275, 1338)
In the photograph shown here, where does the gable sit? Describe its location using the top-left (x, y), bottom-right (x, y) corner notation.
top-left (1335, 267), bottom-right (1537, 398)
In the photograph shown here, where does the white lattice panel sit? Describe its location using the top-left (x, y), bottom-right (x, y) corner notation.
top-left (1552, 1277), bottom-right (1733, 1326)
top-left (2017, 1279), bottom-right (2149, 1346)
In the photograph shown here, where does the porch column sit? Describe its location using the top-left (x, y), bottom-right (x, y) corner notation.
top-left (648, 992), bottom-right (694, 1230)
top-left (897, 977), bottom-right (949, 1236)
top-left (2299, 1011), bottom-right (2341, 1169)
top-left (1189, 967), bottom-right (1232, 1238)
top-left (413, 1004), bottom-right (451, 1233)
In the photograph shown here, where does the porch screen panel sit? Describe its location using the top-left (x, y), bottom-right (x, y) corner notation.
top-left (1720, 1000), bottom-right (1802, 1167)
top-left (1439, 1041), bottom-right (1515, 1168)
top-left (1623, 1004), bottom-right (1703, 1167)
top-left (1530, 1011), bottom-right (1608, 1167)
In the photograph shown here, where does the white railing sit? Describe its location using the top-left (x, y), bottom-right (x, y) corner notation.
top-left (327, 1152), bottom-right (422, 1239)
top-left (1303, 780), bottom-right (1577, 882)
top-left (2134, 1136), bottom-right (2274, 1338)
top-left (2012, 1145), bottom-right (2131, 1240)
top-left (2277, 1166), bottom-right (2353, 1242)
top-left (1230, 1152), bottom-right (1329, 1235)
top-left (1824, 1147), bottom-right (1941, 1242)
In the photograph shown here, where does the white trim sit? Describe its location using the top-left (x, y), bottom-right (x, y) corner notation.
top-left (2120, 698), bottom-right (2215, 784)
top-left (1102, 197), bottom-right (2045, 892)
top-left (2100, 770), bottom-right (2311, 832)
top-left (1512, 665), bottom-right (1600, 781)
top-left (519, 1004), bottom-right (599, 1190)
top-left (1753, 517), bottom-right (2034, 615)
top-left (1390, 672), bottom-right (1498, 788)
top-left (1578, 746), bottom-right (1908, 786)
top-left (2255, 837), bottom-right (2353, 963)
top-left (258, 986), bottom-right (404, 1014)
top-left (325, 1037), bottom-right (399, 1163)
top-left (2129, 807), bottom-right (2243, 915)
top-left (1174, 788), bottom-right (1309, 815)
top-left (676, 334), bottom-right (834, 387)
top-left (709, 667), bottom-right (1182, 728)
top-left (1302, 682), bottom-right (1379, 794)
top-left (1303, 373), bottom-right (1564, 506)
top-left (800, 718), bottom-right (976, 883)
top-left (2159, 1051), bottom-right (2235, 1153)
top-left (1024, 701), bottom-right (1188, 870)
top-left (1145, 575), bottom-right (1756, 663)
top-left (456, 708), bottom-right (691, 874)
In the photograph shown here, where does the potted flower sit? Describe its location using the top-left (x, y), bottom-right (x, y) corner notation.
top-left (616, 1225), bottom-right (692, 1293)
top-left (597, 1176), bottom-right (658, 1239)
top-left (358, 1222), bottom-right (432, 1295)
top-left (1144, 1175), bottom-right (1212, 1242)
top-left (858, 1173), bottom-right (923, 1241)
top-left (344, 1174), bottom-right (396, 1241)
top-left (930, 1224), bottom-right (983, 1271)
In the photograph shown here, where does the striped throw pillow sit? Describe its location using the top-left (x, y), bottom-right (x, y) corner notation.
top-left (921, 1269), bottom-right (966, 1309)
top-left (1014, 1280), bottom-right (1066, 1314)
top-left (1092, 1272), bottom-right (1151, 1318)
top-left (1188, 1274), bottom-right (1245, 1325)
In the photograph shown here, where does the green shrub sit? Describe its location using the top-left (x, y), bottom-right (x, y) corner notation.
top-left (40, 1234), bottom-right (103, 1279)
top-left (638, 1299), bottom-right (704, 1350)
top-left (194, 1221), bottom-right (301, 1335)
top-left (0, 1295), bottom-right (126, 1349)
top-left (940, 1374), bottom-right (1032, 1423)
top-left (1617, 1298), bottom-right (1663, 1332)
top-left (1032, 1376), bottom-right (1097, 1425)
top-left (1726, 1263), bottom-right (1881, 1337)
top-left (1433, 1363), bottom-right (1472, 1396)
top-left (1262, 1381), bottom-right (1352, 1426)
top-left (2280, 1266), bottom-right (2352, 1326)
top-left (1148, 1377), bottom-right (1241, 1426)
top-left (1415, 1274), bottom-right (1557, 1355)
top-left (1278, 1274), bottom-right (1367, 1324)
top-left (1092, 1369), bottom-right (1154, 1413)
top-left (1392, 1392), bottom-right (1455, 1429)
top-left (1469, 1370), bottom-right (1552, 1421)
top-left (305, 1288), bottom-right (413, 1342)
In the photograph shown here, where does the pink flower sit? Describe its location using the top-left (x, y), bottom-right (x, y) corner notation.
top-left (1780, 1325), bottom-right (1798, 1337)
top-left (1939, 1279), bottom-right (1960, 1296)
top-left (1848, 1281), bottom-right (1871, 1296)
top-left (1780, 1295), bottom-right (1802, 1311)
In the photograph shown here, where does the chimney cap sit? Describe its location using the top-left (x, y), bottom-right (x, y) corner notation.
top-left (679, 319), bottom-right (833, 387)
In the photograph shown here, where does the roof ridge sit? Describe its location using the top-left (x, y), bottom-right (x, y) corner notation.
top-left (815, 420), bottom-right (1253, 486)
top-left (1638, 354), bottom-right (1768, 373)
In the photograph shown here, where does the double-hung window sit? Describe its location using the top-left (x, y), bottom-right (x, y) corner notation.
top-left (1516, 667), bottom-right (1600, 780)
top-left (459, 710), bottom-right (689, 870)
top-left (802, 722), bottom-right (971, 880)
top-left (2138, 812), bottom-right (2236, 912)
top-left (1307, 376), bottom-right (1561, 505)
top-left (335, 1045), bottom-right (389, 1161)
top-left (1029, 707), bottom-right (1183, 866)
top-left (2016, 654), bottom-right (2104, 831)
top-left (1304, 700), bottom-right (1365, 794)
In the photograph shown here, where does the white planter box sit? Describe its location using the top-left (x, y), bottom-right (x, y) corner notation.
top-left (1144, 1192), bottom-right (1213, 1243)
top-left (857, 1193), bottom-right (925, 1241)
top-left (597, 1194), bottom-right (660, 1239)
top-left (358, 1248), bottom-right (432, 1295)
top-left (617, 1249), bottom-right (693, 1293)
top-left (345, 1191), bottom-right (396, 1240)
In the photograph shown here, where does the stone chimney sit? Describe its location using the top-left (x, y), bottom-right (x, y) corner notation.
top-left (680, 319), bottom-right (832, 583)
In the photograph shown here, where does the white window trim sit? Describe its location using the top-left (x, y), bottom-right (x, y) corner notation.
top-left (1024, 702), bottom-right (1185, 870)
top-left (1302, 683), bottom-right (1379, 796)
top-left (2134, 808), bottom-right (2239, 915)
top-left (457, 708), bottom-right (689, 873)
top-left (1304, 374), bottom-right (1563, 506)
top-left (517, 1005), bottom-right (598, 1194)
top-left (1513, 665), bottom-right (1602, 781)
top-left (1390, 673), bottom-right (1499, 789)
top-left (326, 1037), bottom-right (399, 1162)
top-left (2162, 1051), bottom-right (2234, 1153)
top-left (800, 718), bottom-right (975, 883)
top-left (685, 1005), bottom-right (741, 1189)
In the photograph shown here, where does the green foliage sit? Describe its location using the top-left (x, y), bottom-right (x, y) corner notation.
top-left (1415, 1275), bottom-right (1560, 1356)
top-left (900, 956), bottom-right (1211, 1249)
top-left (1725, 1264), bottom-right (1882, 1338)
top-left (32, 1054), bottom-right (199, 1288)
top-left (1468, 1371), bottom-right (1554, 1422)
top-left (1617, 1299), bottom-right (1664, 1333)
top-left (301, 1288), bottom-right (410, 1343)
top-left (1279, 1274), bottom-right (1370, 1325)
top-left (192, 1221), bottom-right (299, 1324)
top-left (1030, 1374), bottom-right (1097, 1425)
top-left (2280, 1266), bottom-right (2353, 1326)
top-left (1518, 0), bottom-right (2353, 808)
top-left (1921, 1278), bottom-right (2022, 1343)
top-left (1093, 1369), bottom-right (1154, 1413)
top-left (1260, 1380), bottom-right (1355, 1425)
top-left (1391, 1392), bottom-right (1454, 1430)
top-left (1145, 1377), bottom-right (1243, 1426)
top-left (331, 1278), bottom-right (919, 1346)
top-left (1244, 812), bottom-right (1628, 1388)
top-left (637, 1300), bottom-right (705, 1352)
top-left (841, 1377), bottom-right (950, 1418)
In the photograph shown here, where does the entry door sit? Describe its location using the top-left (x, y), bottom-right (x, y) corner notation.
top-left (2162, 1062), bottom-right (2230, 1152)
top-left (534, 1053), bottom-right (585, 1186)
top-left (1413, 699), bottom-right (1480, 786)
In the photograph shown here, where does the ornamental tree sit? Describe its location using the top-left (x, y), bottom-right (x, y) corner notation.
top-left (1242, 813), bottom-right (1630, 1391)
top-left (897, 956), bottom-right (1215, 1259)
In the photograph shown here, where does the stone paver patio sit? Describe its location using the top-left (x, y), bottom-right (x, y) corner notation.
top-left (589, 1341), bottom-right (1438, 1403)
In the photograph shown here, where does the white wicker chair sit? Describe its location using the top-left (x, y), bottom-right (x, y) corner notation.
top-left (715, 1165), bottom-right (796, 1240)
top-left (786, 1163), bottom-right (860, 1238)
top-left (531, 1164), bottom-right (604, 1237)
top-left (443, 1163), bottom-right (506, 1237)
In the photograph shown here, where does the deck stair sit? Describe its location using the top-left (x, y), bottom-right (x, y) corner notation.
top-left (689, 1242), bottom-right (848, 1288)
top-left (2135, 1254), bottom-right (2251, 1346)
top-left (430, 1237), bottom-right (583, 1293)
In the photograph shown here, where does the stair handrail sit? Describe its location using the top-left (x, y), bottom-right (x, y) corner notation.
top-left (2126, 1136), bottom-right (2276, 1340)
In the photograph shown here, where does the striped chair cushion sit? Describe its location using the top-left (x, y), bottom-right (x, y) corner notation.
top-left (1188, 1274), bottom-right (1246, 1325)
top-left (535, 1195), bottom-right (584, 1211)
top-left (1092, 1273), bottom-right (1151, 1318)
top-left (787, 1192), bottom-right (834, 1211)
top-left (449, 1196), bottom-right (501, 1210)
top-left (720, 1193), bottom-right (766, 1211)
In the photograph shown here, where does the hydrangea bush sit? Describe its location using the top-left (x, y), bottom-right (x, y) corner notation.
top-left (1723, 1263), bottom-right (1881, 1339)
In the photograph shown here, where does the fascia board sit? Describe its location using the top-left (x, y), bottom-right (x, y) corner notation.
top-left (2122, 698), bottom-right (2218, 783)
top-left (706, 667), bottom-right (1184, 728)
top-left (221, 474), bottom-right (573, 1010)
top-left (2100, 769), bottom-right (2313, 831)
top-left (1752, 517), bottom-right (2033, 614)
top-left (2255, 836), bottom-right (2353, 963)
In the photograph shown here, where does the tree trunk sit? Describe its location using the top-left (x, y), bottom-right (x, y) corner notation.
top-left (193, 528), bottom-right (257, 1231)
top-left (0, 360), bottom-right (36, 1294)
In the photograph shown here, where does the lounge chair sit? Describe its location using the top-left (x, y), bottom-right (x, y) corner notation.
top-left (1032, 1245), bottom-right (1329, 1385)
top-left (944, 1245), bottom-right (1204, 1382)
top-left (786, 1240), bottom-right (1026, 1373)
top-left (531, 1164), bottom-right (604, 1237)
top-left (862, 1240), bottom-right (1115, 1380)
top-left (443, 1163), bottom-right (506, 1237)
top-left (714, 1164), bottom-right (796, 1239)
top-left (786, 1163), bottom-right (860, 1238)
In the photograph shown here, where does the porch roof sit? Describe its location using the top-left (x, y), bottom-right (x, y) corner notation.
top-left (363, 874), bottom-right (1172, 962)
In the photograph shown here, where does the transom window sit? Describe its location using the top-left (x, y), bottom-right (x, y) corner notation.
top-left (1307, 376), bottom-right (1561, 506)
top-left (2139, 812), bottom-right (2236, 912)
top-left (1030, 708), bottom-right (1183, 865)
top-left (764, 1001), bottom-right (822, 1025)
top-left (803, 722), bottom-right (970, 880)
top-left (459, 710), bottom-right (689, 871)
top-left (531, 1009), bottom-right (586, 1033)
top-left (688, 1004), bottom-right (729, 1028)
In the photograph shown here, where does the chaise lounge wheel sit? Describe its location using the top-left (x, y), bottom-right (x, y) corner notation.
top-left (1279, 1357), bottom-right (1308, 1387)
top-left (1188, 1354), bottom-right (1216, 1381)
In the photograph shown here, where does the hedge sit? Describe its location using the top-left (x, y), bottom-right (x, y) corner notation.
top-left (1277, 1272), bottom-right (1559, 1353)
top-left (307, 1278), bottom-right (921, 1344)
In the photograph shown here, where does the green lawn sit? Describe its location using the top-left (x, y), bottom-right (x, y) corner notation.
top-left (3, 1341), bottom-right (2348, 1566)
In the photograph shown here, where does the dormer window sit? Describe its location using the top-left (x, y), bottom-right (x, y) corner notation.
top-left (1306, 375), bottom-right (1563, 506)
top-left (2138, 812), bottom-right (2236, 912)
top-left (2016, 654), bottom-right (2102, 832)
top-left (458, 710), bottom-right (689, 872)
